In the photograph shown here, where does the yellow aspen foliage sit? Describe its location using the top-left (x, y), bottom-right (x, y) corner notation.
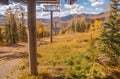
top-left (0, 26), bottom-right (5, 33)
top-left (93, 20), bottom-right (102, 28)
top-left (36, 20), bottom-right (43, 27)
top-left (1, 29), bottom-right (5, 33)
top-left (90, 24), bottom-right (94, 30)
top-left (38, 27), bottom-right (44, 34)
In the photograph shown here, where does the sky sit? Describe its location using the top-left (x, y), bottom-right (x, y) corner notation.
top-left (0, 0), bottom-right (110, 19)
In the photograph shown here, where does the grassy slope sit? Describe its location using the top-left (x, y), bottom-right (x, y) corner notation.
top-left (18, 30), bottom-right (120, 79)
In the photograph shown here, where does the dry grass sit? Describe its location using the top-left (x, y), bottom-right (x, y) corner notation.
top-left (17, 30), bottom-right (120, 79)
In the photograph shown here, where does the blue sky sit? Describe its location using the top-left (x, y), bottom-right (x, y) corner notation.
top-left (60, 0), bottom-right (110, 14)
top-left (0, 0), bottom-right (110, 19)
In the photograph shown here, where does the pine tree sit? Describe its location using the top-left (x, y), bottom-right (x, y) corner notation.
top-left (18, 13), bottom-right (27, 42)
top-left (76, 20), bottom-right (81, 32)
top-left (5, 23), bottom-right (12, 45)
top-left (5, 8), bottom-right (19, 45)
top-left (100, 0), bottom-right (120, 65)
top-left (71, 20), bottom-right (75, 33)
top-left (11, 14), bottom-right (18, 44)
top-left (80, 22), bottom-right (86, 32)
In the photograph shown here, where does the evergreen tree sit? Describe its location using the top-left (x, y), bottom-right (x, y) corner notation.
top-left (100, 0), bottom-right (120, 65)
top-left (85, 20), bottom-right (90, 31)
top-left (18, 13), bottom-right (27, 42)
top-left (11, 14), bottom-right (18, 44)
top-left (5, 8), bottom-right (19, 45)
top-left (5, 23), bottom-right (12, 45)
top-left (80, 22), bottom-right (85, 32)
top-left (76, 20), bottom-right (81, 32)
top-left (71, 20), bottom-right (75, 33)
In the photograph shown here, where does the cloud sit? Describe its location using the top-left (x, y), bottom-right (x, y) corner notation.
top-left (89, 0), bottom-right (104, 6)
top-left (91, 1), bottom-right (104, 6)
top-left (63, 3), bottom-right (84, 14)
top-left (36, 3), bottom-right (85, 18)
top-left (83, 3), bottom-right (87, 5)
top-left (0, 3), bottom-right (26, 15)
top-left (64, 3), bottom-right (84, 9)
top-left (89, 0), bottom-right (96, 3)
top-left (95, 8), bottom-right (103, 10)
top-left (84, 12), bottom-right (98, 14)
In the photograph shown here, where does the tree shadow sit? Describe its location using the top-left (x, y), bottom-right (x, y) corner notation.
top-left (95, 59), bottom-right (120, 79)
top-left (104, 71), bottom-right (120, 79)
top-left (111, 71), bottom-right (120, 79)
top-left (0, 51), bottom-right (10, 54)
top-left (41, 73), bottom-right (64, 79)
top-left (0, 52), bottom-right (28, 60)
top-left (6, 43), bottom-right (26, 48)
top-left (38, 40), bottom-right (49, 46)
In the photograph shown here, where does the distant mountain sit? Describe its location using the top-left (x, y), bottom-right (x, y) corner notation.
top-left (40, 13), bottom-right (98, 23)
top-left (0, 12), bottom-right (108, 26)
top-left (37, 18), bottom-right (50, 23)
top-left (0, 15), bottom-right (5, 26)
top-left (0, 15), bottom-right (5, 19)
top-left (53, 12), bottom-right (109, 22)
top-left (59, 14), bottom-right (74, 21)
top-left (53, 13), bottom-right (97, 21)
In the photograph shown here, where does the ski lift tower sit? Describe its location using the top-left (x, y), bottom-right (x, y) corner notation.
top-left (0, 0), bottom-right (77, 76)
top-left (41, 2), bottom-right (60, 43)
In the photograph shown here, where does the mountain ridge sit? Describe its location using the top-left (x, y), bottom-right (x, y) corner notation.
top-left (0, 12), bottom-right (107, 26)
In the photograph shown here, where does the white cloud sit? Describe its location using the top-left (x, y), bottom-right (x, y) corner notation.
top-left (64, 4), bottom-right (73, 9)
top-left (89, 0), bottom-right (104, 6)
top-left (89, 0), bottom-right (96, 3)
top-left (95, 8), bottom-right (103, 10)
top-left (0, 3), bottom-right (85, 19)
top-left (0, 3), bottom-right (26, 15)
top-left (91, 1), bottom-right (104, 6)
top-left (63, 3), bottom-right (84, 14)
top-left (64, 3), bottom-right (84, 9)
top-left (83, 12), bottom-right (98, 14)
top-left (37, 4), bottom-right (84, 18)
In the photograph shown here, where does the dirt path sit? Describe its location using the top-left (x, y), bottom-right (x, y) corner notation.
top-left (0, 59), bottom-right (21, 79)
top-left (38, 34), bottom-right (75, 45)
top-left (0, 43), bottom-right (28, 79)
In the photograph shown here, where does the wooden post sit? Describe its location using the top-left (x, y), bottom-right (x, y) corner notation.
top-left (50, 11), bottom-right (53, 43)
top-left (27, 0), bottom-right (38, 75)
top-left (0, 0), bottom-right (9, 5)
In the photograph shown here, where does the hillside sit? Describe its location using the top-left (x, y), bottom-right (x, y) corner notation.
top-left (6, 30), bottom-right (119, 79)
